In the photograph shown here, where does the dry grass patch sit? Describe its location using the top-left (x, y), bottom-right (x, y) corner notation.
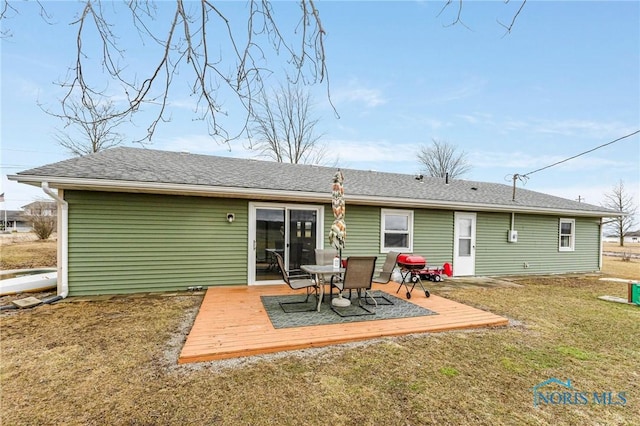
top-left (602, 256), bottom-right (640, 280)
top-left (0, 239), bottom-right (57, 269)
top-left (2, 275), bottom-right (639, 425)
top-left (603, 242), bottom-right (640, 255)
top-left (1, 241), bottom-right (638, 424)
top-left (1, 295), bottom-right (203, 425)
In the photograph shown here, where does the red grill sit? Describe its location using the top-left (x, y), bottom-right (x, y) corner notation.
top-left (395, 253), bottom-right (430, 299)
top-left (395, 253), bottom-right (453, 299)
top-left (396, 254), bottom-right (426, 270)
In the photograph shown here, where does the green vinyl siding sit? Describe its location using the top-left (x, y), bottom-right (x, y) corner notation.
top-left (64, 189), bottom-right (604, 295)
top-left (324, 206), bottom-right (601, 276)
top-left (323, 204), bottom-right (393, 271)
top-left (65, 191), bottom-right (248, 296)
top-left (324, 206), bottom-right (453, 270)
top-left (413, 209), bottom-right (454, 265)
top-left (475, 213), bottom-right (601, 276)
top-left (324, 205), bottom-right (380, 257)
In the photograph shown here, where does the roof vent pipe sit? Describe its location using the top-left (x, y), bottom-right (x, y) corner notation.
top-left (41, 182), bottom-right (68, 300)
top-left (445, 173), bottom-right (449, 185)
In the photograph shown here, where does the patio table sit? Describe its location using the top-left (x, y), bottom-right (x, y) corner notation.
top-left (301, 264), bottom-right (345, 311)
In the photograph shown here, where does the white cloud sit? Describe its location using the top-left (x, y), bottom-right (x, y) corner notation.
top-left (17, 78), bottom-right (42, 100)
top-left (427, 77), bottom-right (487, 103)
top-left (324, 139), bottom-right (416, 162)
top-left (470, 151), bottom-right (546, 170)
top-left (167, 98), bottom-right (199, 110)
top-left (531, 119), bottom-right (633, 138)
top-left (459, 112), bottom-right (635, 140)
top-left (457, 114), bottom-right (482, 125)
top-left (321, 138), bottom-right (424, 175)
top-left (332, 80), bottom-right (387, 108)
top-left (409, 116), bottom-right (450, 131)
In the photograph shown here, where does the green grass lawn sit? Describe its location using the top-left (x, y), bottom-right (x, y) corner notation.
top-left (1, 272), bottom-right (638, 425)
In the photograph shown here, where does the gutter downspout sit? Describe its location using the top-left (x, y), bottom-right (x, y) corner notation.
top-left (42, 182), bottom-right (68, 300)
top-left (598, 217), bottom-right (603, 272)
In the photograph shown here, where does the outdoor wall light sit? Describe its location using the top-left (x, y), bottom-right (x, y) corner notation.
top-left (226, 213), bottom-right (235, 223)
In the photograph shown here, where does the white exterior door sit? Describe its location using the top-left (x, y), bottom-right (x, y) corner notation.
top-left (453, 212), bottom-right (476, 276)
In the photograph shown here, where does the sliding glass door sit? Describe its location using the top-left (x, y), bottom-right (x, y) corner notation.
top-left (254, 207), bottom-right (286, 283)
top-left (249, 203), bottom-right (324, 284)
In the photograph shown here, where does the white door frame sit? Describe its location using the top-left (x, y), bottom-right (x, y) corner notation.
top-left (248, 202), bottom-right (324, 285)
top-left (453, 212), bottom-right (476, 276)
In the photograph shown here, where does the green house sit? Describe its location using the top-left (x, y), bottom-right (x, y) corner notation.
top-left (10, 147), bottom-right (620, 296)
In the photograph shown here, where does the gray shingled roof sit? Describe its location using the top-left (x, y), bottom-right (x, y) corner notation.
top-left (11, 147), bottom-right (618, 216)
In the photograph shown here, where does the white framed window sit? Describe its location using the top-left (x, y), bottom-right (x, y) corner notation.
top-left (559, 218), bottom-right (575, 252)
top-left (381, 209), bottom-right (413, 253)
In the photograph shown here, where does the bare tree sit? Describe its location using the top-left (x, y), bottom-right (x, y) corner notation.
top-left (47, 95), bottom-right (129, 156)
top-left (602, 180), bottom-right (638, 247)
top-left (1, 1), bottom-right (528, 145)
top-left (19, 1), bottom-right (328, 144)
top-left (417, 139), bottom-right (471, 179)
top-left (249, 82), bottom-right (326, 164)
top-left (22, 201), bottom-right (57, 240)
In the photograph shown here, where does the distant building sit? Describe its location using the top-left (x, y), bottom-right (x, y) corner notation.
top-left (603, 230), bottom-right (640, 244)
top-left (1, 201), bottom-right (57, 233)
top-left (22, 201), bottom-right (57, 216)
top-left (1, 210), bottom-right (30, 232)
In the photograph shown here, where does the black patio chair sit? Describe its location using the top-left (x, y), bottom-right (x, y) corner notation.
top-left (274, 252), bottom-right (319, 313)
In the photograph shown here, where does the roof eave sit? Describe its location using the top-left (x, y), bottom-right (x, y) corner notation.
top-left (10, 174), bottom-right (621, 218)
top-left (349, 195), bottom-right (619, 217)
top-left (9, 174), bottom-right (324, 203)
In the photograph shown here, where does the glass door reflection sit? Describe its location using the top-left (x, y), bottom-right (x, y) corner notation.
top-left (255, 208), bottom-right (285, 282)
top-left (288, 209), bottom-right (318, 270)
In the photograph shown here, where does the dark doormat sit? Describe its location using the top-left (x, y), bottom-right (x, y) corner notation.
top-left (261, 291), bottom-right (437, 329)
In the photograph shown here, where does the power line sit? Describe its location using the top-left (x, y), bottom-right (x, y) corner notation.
top-left (1, 148), bottom-right (64, 155)
top-left (522, 130), bottom-right (639, 177)
top-left (509, 129), bottom-right (639, 201)
top-left (1, 165), bottom-right (34, 169)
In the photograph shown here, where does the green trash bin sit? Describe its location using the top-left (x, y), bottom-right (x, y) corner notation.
top-left (631, 283), bottom-right (640, 305)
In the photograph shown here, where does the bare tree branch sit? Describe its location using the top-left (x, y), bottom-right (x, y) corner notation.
top-left (27, 0), bottom-right (328, 144)
top-left (249, 82), bottom-right (327, 165)
top-left (498, 0), bottom-right (527, 36)
top-left (438, 0), bottom-right (472, 31)
top-left (2, 0), bottom-right (527, 143)
top-left (417, 139), bottom-right (471, 179)
top-left (42, 95), bottom-right (131, 157)
top-left (2, 0), bottom-right (56, 37)
top-left (438, 0), bottom-right (527, 34)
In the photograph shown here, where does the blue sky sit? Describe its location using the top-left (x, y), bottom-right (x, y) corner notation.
top-left (1, 1), bottom-right (639, 221)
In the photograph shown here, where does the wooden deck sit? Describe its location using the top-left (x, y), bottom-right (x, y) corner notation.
top-left (179, 283), bottom-right (509, 363)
